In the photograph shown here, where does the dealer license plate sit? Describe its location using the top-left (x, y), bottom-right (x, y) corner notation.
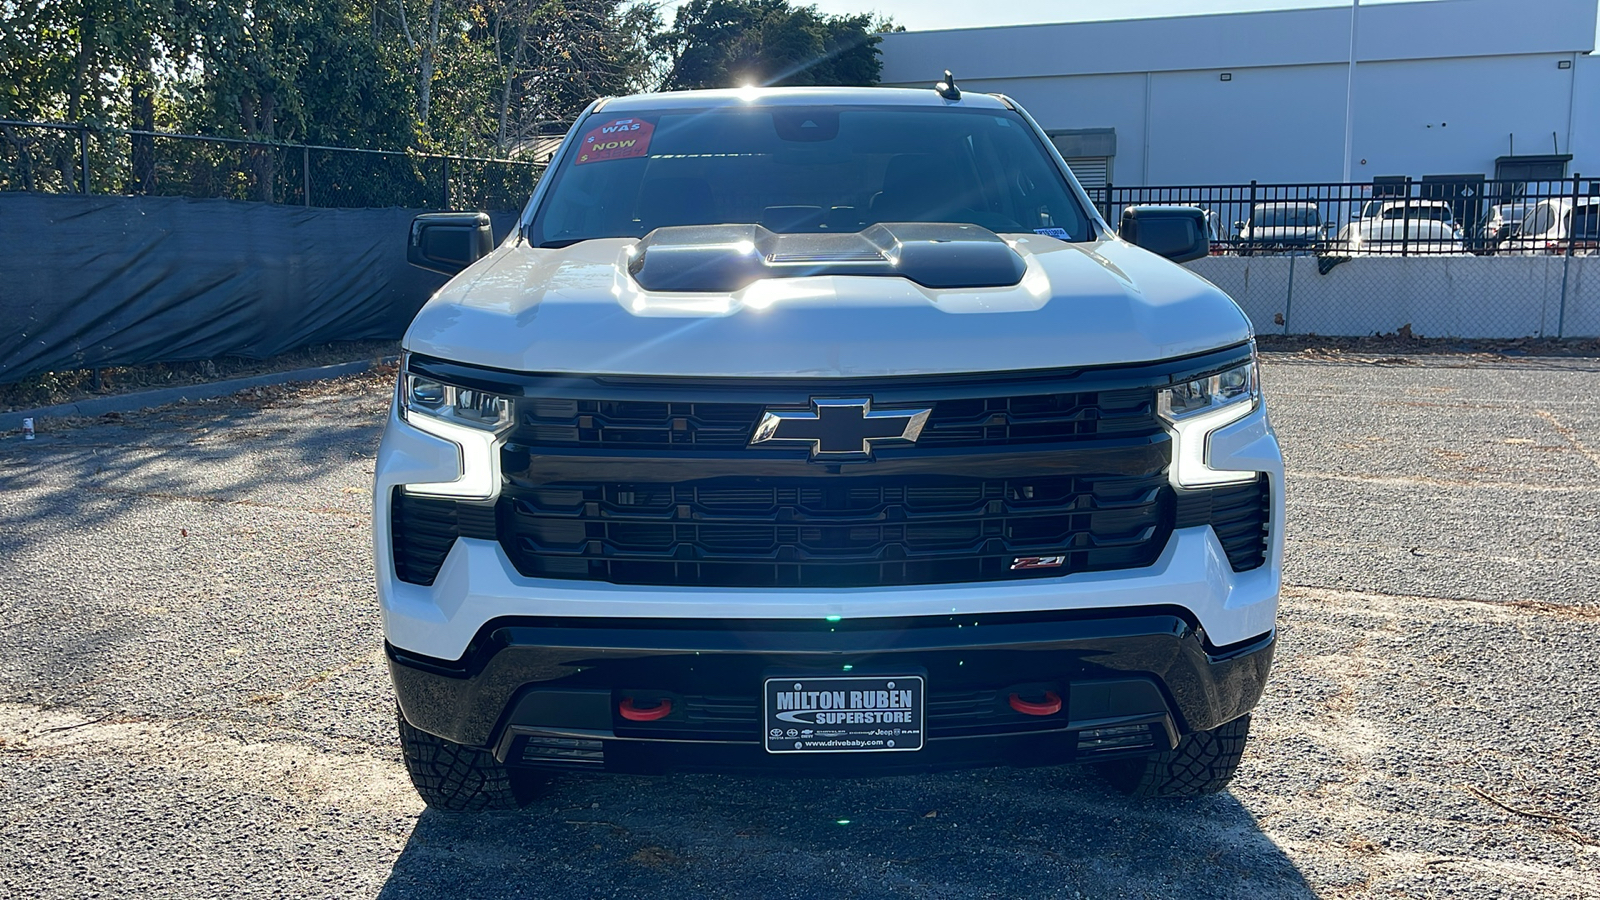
top-left (763, 675), bottom-right (925, 754)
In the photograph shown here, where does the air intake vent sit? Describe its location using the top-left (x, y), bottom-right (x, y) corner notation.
top-left (518, 733), bottom-right (604, 767)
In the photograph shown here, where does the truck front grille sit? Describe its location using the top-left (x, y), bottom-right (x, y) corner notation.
top-left (389, 349), bottom-right (1269, 588)
top-left (513, 376), bottom-right (1156, 452)
top-left (499, 471), bottom-right (1171, 588)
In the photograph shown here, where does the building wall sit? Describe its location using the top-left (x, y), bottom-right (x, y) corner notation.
top-left (879, 0), bottom-right (1599, 186)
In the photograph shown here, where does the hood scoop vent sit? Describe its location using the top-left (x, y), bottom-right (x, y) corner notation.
top-left (627, 223), bottom-right (1026, 293)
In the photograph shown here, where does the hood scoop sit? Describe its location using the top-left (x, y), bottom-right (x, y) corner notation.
top-left (627, 223), bottom-right (1026, 293)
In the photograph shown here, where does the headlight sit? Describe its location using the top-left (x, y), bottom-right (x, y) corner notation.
top-left (404, 374), bottom-right (513, 432)
top-left (1159, 357), bottom-right (1260, 487)
top-left (398, 355), bottom-right (515, 499)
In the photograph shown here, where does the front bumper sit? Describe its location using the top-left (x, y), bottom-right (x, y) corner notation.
top-left (389, 610), bottom-right (1274, 774)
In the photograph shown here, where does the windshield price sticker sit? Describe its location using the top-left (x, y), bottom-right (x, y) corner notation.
top-left (574, 117), bottom-right (654, 165)
top-left (763, 675), bottom-right (925, 754)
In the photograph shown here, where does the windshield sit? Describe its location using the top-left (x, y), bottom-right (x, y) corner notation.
top-left (528, 105), bottom-right (1092, 246)
top-left (1380, 205), bottom-right (1454, 222)
top-left (1570, 207), bottom-right (1599, 240)
top-left (1251, 206), bottom-right (1319, 227)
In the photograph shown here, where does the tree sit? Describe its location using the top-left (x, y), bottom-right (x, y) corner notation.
top-left (655, 0), bottom-right (884, 91)
top-left (485, 0), bottom-right (660, 154)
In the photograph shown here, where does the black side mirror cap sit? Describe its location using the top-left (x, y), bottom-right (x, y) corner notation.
top-left (408, 212), bottom-right (494, 275)
top-left (1120, 205), bottom-right (1210, 263)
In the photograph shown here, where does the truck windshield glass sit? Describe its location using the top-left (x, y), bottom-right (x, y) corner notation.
top-left (1380, 206), bottom-right (1453, 222)
top-left (1569, 207), bottom-right (1599, 240)
top-left (1252, 207), bottom-right (1318, 227)
top-left (528, 106), bottom-right (1092, 245)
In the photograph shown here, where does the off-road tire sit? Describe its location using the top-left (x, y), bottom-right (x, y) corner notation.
top-left (1095, 715), bottom-right (1252, 798)
top-left (398, 712), bottom-right (526, 811)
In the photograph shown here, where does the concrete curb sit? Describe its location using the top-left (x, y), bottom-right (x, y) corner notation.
top-left (0, 357), bottom-right (391, 432)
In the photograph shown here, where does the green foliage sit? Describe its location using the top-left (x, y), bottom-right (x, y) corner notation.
top-left (0, 0), bottom-right (888, 162)
top-left (655, 0), bottom-right (884, 91)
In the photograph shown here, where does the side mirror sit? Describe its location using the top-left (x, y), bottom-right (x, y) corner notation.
top-left (408, 212), bottom-right (493, 276)
top-left (1121, 205), bottom-right (1210, 263)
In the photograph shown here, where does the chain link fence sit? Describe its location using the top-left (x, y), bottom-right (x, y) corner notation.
top-left (0, 120), bottom-right (545, 210)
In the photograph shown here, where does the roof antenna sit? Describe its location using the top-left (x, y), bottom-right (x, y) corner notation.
top-left (935, 69), bottom-right (961, 101)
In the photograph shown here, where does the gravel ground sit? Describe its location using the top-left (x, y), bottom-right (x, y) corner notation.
top-left (1, 356), bottom-right (1599, 899)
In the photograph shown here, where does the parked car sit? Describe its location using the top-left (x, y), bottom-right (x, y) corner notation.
top-left (1484, 202), bottom-right (1535, 246)
top-left (1337, 199), bottom-right (1464, 254)
top-left (1234, 202), bottom-right (1323, 255)
top-left (1496, 197), bottom-right (1600, 256)
top-left (379, 85), bottom-right (1284, 810)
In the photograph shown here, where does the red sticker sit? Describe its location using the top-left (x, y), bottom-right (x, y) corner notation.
top-left (574, 117), bottom-right (654, 165)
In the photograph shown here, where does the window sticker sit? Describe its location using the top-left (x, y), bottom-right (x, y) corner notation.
top-left (1033, 227), bottom-right (1070, 239)
top-left (574, 117), bottom-right (655, 165)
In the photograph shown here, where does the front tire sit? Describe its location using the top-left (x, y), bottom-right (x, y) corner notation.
top-left (398, 712), bottom-right (528, 810)
top-left (1095, 715), bottom-right (1252, 798)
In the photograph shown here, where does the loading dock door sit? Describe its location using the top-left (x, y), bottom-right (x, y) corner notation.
top-left (1062, 157), bottom-right (1110, 191)
top-left (1048, 128), bottom-right (1116, 192)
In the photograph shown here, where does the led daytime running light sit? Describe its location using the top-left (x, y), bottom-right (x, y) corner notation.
top-left (1160, 358), bottom-right (1260, 487)
top-left (398, 357), bottom-right (515, 499)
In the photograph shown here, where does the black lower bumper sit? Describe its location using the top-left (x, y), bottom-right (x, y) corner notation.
top-left (388, 609), bottom-right (1273, 775)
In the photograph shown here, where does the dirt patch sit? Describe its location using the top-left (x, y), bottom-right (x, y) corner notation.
top-left (0, 340), bottom-right (400, 413)
top-left (1257, 332), bottom-right (1600, 359)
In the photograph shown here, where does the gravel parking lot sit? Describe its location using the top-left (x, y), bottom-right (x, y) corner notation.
top-left (2, 354), bottom-right (1599, 899)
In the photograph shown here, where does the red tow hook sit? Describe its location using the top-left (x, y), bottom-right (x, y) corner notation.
top-left (618, 697), bottom-right (673, 722)
top-left (1008, 691), bottom-right (1062, 717)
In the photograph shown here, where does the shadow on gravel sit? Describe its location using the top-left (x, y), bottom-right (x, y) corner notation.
top-left (377, 770), bottom-right (1313, 899)
top-left (0, 390), bottom-right (385, 706)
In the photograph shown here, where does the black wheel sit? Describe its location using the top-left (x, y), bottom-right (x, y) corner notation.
top-left (398, 711), bottom-right (531, 810)
top-left (1095, 715), bottom-right (1252, 798)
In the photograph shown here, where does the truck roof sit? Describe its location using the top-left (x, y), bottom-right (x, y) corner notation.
top-left (598, 86), bottom-right (1012, 113)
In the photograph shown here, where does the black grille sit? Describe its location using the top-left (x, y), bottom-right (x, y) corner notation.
top-left (500, 471), bottom-right (1170, 588)
top-left (1172, 476), bottom-right (1270, 572)
top-left (390, 489), bottom-right (496, 586)
top-left (396, 349), bottom-right (1266, 589)
top-left (1210, 478), bottom-right (1270, 571)
top-left (514, 389), bottom-right (1155, 451)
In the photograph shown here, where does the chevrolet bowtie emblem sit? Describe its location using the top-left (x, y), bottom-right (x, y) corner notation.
top-left (749, 398), bottom-right (932, 458)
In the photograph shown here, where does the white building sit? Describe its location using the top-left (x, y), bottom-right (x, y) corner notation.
top-left (878, 0), bottom-right (1600, 189)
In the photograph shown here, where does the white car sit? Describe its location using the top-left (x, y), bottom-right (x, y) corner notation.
top-left (376, 85), bottom-right (1283, 810)
top-left (1496, 197), bottom-right (1600, 256)
top-left (1339, 199), bottom-right (1464, 254)
top-left (1484, 202), bottom-right (1534, 247)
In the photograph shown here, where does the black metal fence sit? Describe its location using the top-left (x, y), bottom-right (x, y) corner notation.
top-left (1094, 177), bottom-right (1599, 258)
top-left (0, 120), bottom-right (544, 210)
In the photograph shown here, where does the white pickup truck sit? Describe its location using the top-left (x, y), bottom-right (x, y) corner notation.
top-left (374, 84), bottom-right (1284, 810)
top-left (1339, 199), bottom-right (1465, 254)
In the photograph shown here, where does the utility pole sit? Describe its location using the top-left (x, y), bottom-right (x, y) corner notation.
top-left (1341, 0), bottom-right (1360, 184)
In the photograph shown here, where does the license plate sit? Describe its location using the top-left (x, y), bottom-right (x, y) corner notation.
top-left (763, 675), bottom-right (925, 754)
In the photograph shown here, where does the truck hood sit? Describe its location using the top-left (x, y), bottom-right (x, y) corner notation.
top-left (403, 233), bottom-right (1252, 377)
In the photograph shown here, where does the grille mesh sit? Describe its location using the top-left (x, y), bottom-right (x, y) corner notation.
top-left (500, 472), bottom-right (1170, 588)
top-left (514, 389), bottom-right (1155, 451)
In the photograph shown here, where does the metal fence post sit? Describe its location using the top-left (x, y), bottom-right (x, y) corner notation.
top-left (1557, 172), bottom-right (1580, 338)
top-left (303, 145), bottom-right (311, 207)
top-left (78, 124), bottom-right (90, 193)
top-left (1102, 181), bottom-right (1114, 224)
top-left (1401, 177), bottom-right (1412, 257)
top-left (441, 156), bottom-right (451, 209)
